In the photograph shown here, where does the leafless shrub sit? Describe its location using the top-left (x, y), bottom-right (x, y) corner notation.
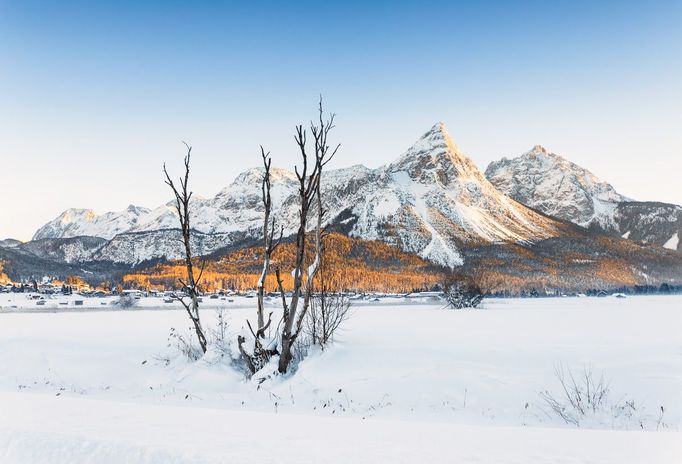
top-left (537, 364), bottom-right (668, 430)
top-left (655, 406), bottom-right (668, 431)
top-left (291, 333), bottom-right (311, 364)
top-left (304, 292), bottom-right (351, 349)
top-left (539, 365), bottom-right (610, 426)
top-left (167, 327), bottom-right (203, 361)
top-left (209, 307), bottom-right (230, 357)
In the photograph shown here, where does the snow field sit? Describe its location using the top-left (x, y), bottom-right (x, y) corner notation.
top-left (0, 295), bottom-right (680, 462)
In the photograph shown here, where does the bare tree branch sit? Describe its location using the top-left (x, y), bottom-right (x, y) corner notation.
top-left (163, 143), bottom-right (207, 353)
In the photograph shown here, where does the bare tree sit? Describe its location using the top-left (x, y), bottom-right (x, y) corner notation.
top-left (238, 147), bottom-right (282, 374)
top-left (239, 98), bottom-right (339, 375)
top-left (255, 147), bottom-right (283, 330)
top-left (163, 143), bottom-right (208, 353)
top-left (275, 98), bottom-right (339, 374)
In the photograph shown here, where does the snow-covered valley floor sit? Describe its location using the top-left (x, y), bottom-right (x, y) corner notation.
top-left (1, 295), bottom-right (681, 463)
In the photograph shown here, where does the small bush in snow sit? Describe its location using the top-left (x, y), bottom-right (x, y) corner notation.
top-left (209, 307), bottom-right (230, 357)
top-left (539, 365), bottom-right (609, 426)
top-left (443, 280), bottom-right (484, 309)
top-left (304, 292), bottom-right (351, 349)
top-left (115, 294), bottom-right (138, 308)
top-left (538, 364), bottom-right (666, 429)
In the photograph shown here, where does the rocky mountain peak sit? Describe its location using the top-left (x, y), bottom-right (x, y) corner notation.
top-left (125, 204), bottom-right (146, 214)
top-left (486, 146), bottom-right (628, 228)
top-left (228, 166), bottom-right (298, 189)
top-left (61, 208), bottom-right (96, 223)
top-left (389, 122), bottom-right (485, 186)
top-left (530, 144), bottom-right (549, 155)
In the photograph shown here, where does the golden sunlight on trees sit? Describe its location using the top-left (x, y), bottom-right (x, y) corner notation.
top-left (65, 275), bottom-right (89, 289)
top-left (123, 233), bottom-right (444, 293)
top-left (0, 261), bottom-right (10, 284)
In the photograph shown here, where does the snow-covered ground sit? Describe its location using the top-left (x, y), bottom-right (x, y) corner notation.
top-left (1, 295), bottom-right (681, 462)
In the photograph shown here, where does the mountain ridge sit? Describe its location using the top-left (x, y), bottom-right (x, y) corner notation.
top-left (30, 123), bottom-right (565, 268)
top-left (485, 145), bottom-right (682, 251)
top-left (33, 205), bottom-right (151, 241)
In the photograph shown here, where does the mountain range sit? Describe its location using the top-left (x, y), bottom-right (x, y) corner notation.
top-left (2, 123), bottom-right (681, 292)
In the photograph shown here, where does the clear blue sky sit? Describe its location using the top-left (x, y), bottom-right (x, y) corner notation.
top-left (1, 0), bottom-right (681, 240)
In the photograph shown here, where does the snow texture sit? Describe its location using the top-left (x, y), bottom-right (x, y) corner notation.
top-left (1, 392), bottom-right (679, 464)
top-left (0, 295), bottom-right (680, 463)
top-left (664, 232), bottom-right (679, 250)
top-left (33, 205), bottom-right (151, 241)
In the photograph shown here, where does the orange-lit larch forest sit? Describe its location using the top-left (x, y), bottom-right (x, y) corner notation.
top-left (123, 233), bottom-right (446, 293)
top-left (0, 261), bottom-right (9, 285)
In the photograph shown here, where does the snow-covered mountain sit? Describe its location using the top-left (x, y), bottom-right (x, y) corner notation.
top-left (33, 205), bottom-right (151, 241)
top-left (11, 124), bottom-right (682, 289)
top-left (18, 236), bottom-right (108, 264)
top-left (0, 239), bottom-right (22, 249)
top-left (485, 145), bottom-right (628, 229)
top-left (32, 123), bottom-right (564, 267)
top-left (485, 146), bottom-right (682, 252)
top-left (129, 167), bottom-right (301, 237)
top-left (317, 123), bottom-right (562, 267)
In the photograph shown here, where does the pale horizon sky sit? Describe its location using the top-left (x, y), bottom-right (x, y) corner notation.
top-left (1, 0), bottom-right (681, 241)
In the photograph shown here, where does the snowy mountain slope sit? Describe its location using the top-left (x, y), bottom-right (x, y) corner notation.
top-left (55, 123), bottom-right (560, 267)
top-left (614, 202), bottom-right (682, 252)
top-left (33, 205), bottom-right (151, 241)
top-left (0, 241), bottom-right (130, 282)
top-left (318, 124), bottom-right (563, 267)
top-left (130, 167), bottom-right (300, 238)
top-left (485, 146), bottom-right (682, 252)
top-left (0, 239), bottom-right (22, 248)
top-left (90, 229), bottom-right (247, 264)
top-left (16, 236), bottom-right (107, 264)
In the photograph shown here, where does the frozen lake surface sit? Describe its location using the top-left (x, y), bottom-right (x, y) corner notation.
top-left (1, 295), bottom-right (680, 463)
